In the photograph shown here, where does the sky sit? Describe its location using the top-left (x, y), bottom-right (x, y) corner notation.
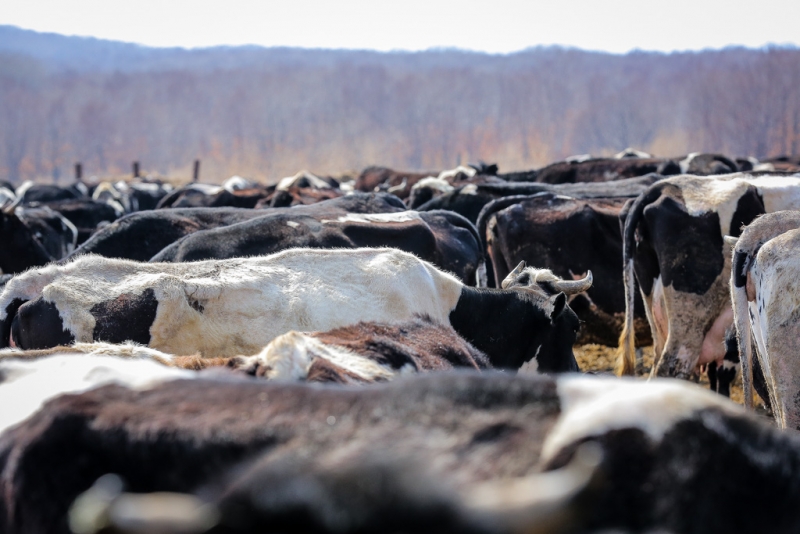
top-left (3, 0), bottom-right (800, 54)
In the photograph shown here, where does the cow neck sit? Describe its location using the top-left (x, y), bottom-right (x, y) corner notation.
top-left (448, 286), bottom-right (534, 370)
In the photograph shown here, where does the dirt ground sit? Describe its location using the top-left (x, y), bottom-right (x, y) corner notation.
top-left (573, 344), bottom-right (765, 409)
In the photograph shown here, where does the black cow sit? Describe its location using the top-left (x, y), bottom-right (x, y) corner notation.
top-left (417, 174), bottom-right (664, 224)
top-left (156, 183), bottom-right (272, 209)
top-left (68, 193), bottom-right (406, 262)
top-left (16, 181), bottom-right (87, 204)
top-left (14, 206), bottom-right (77, 260)
top-left (0, 207), bottom-right (55, 274)
top-left (501, 157), bottom-right (678, 184)
top-left (481, 194), bottom-right (651, 346)
top-left (28, 199), bottom-right (122, 244)
top-left (151, 208), bottom-right (483, 285)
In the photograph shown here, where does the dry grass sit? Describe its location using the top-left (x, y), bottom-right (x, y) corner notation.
top-left (574, 344), bottom-right (766, 409)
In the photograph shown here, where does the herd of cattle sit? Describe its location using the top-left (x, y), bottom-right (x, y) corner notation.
top-left (3, 150), bottom-right (800, 533)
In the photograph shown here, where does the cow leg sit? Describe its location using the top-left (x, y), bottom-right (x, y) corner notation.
top-left (707, 361), bottom-right (718, 393)
top-left (11, 297), bottom-right (75, 350)
top-left (715, 361), bottom-right (737, 398)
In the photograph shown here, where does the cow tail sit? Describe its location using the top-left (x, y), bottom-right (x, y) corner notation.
top-left (731, 249), bottom-right (753, 409)
top-left (615, 255), bottom-right (638, 376)
top-left (614, 190), bottom-right (654, 376)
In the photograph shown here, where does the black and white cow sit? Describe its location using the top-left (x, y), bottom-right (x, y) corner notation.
top-left (617, 173), bottom-right (800, 381)
top-left (0, 368), bottom-right (797, 534)
top-left (150, 208), bottom-right (482, 284)
top-left (730, 211), bottom-right (800, 429)
top-left (0, 248), bottom-right (579, 373)
top-left (237, 314), bottom-right (494, 382)
top-left (68, 193), bottom-right (406, 262)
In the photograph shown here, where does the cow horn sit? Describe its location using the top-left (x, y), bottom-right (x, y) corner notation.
top-left (501, 261), bottom-right (527, 289)
top-left (723, 235), bottom-right (739, 250)
top-left (552, 271), bottom-right (593, 295)
top-left (2, 196), bottom-right (21, 215)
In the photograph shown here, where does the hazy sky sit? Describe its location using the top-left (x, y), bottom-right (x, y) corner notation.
top-left (3, 0), bottom-right (799, 54)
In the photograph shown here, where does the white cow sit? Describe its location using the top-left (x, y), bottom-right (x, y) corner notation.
top-left (730, 210), bottom-right (800, 429)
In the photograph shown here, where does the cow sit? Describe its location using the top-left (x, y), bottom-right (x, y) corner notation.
top-left (0, 205), bottom-right (60, 275)
top-left (762, 155), bottom-right (800, 173)
top-left (485, 193), bottom-right (652, 348)
top-left (15, 181), bottom-right (87, 204)
top-left (730, 211), bottom-right (800, 429)
top-left (156, 183), bottom-right (271, 209)
top-left (91, 182), bottom-right (132, 214)
top-left (418, 174), bottom-right (664, 224)
top-left (28, 199), bottom-right (122, 244)
top-left (89, 180), bottom-right (173, 214)
top-left (355, 164), bottom-right (496, 200)
top-left (614, 147), bottom-right (652, 159)
top-left (260, 183), bottom-right (343, 208)
top-left (0, 248), bottom-right (579, 373)
top-left (119, 180), bottom-right (173, 210)
top-left (616, 173), bottom-right (800, 383)
top-left (501, 157), bottom-right (678, 184)
top-left (67, 193), bottom-right (406, 262)
top-left (355, 166), bottom-right (437, 199)
top-left (678, 153), bottom-right (738, 175)
top-left (222, 175), bottom-right (260, 191)
top-left (14, 206), bottom-right (76, 258)
top-left (150, 208), bottom-right (482, 285)
top-left (238, 314), bottom-right (493, 382)
top-left (0, 370), bottom-right (796, 534)
top-left (408, 173), bottom-right (505, 210)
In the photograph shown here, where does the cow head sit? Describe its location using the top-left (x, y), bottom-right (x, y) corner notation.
top-left (497, 262), bottom-right (591, 374)
top-left (0, 203), bottom-right (54, 275)
top-left (501, 261), bottom-right (593, 298)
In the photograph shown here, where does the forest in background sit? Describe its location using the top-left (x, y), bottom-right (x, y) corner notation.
top-left (1, 25), bottom-right (799, 185)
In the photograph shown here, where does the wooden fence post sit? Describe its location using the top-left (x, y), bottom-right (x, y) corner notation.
top-left (75, 163), bottom-right (82, 182)
top-left (133, 161), bottom-right (140, 178)
top-left (193, 160), bottom-right (200, 182)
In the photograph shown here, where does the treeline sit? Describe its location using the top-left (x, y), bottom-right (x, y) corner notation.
top-left (1, 26), bottom-right (799, 185)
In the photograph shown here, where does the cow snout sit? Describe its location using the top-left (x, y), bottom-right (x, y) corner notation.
top-left (11, 297), bottom-right (75, 350)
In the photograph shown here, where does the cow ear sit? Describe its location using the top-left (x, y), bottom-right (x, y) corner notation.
top-left (549, 292), bottom-right (567, 321)
top-left (501, 261), bottom-right (526, 289)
